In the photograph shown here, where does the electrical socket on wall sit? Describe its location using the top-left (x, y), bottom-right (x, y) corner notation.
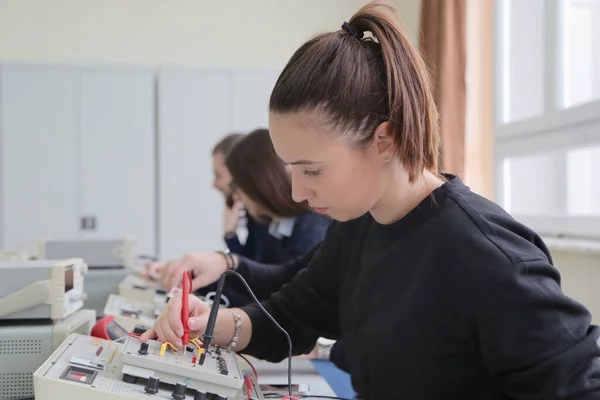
top-left (80, 216), bottom-right (97, 231)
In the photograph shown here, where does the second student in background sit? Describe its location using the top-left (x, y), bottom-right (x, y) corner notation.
top-left (158, 128), bottom-right (331, 307)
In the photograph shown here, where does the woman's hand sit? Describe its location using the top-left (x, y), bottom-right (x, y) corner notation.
top-left (139, 295), bottom-right (252, 352)
top-left (159, 252), bottom-right (232, 292)
top-left (139, 295), bottom-right (210, 348)
top-left (223, 200), bottom-right (244, 234)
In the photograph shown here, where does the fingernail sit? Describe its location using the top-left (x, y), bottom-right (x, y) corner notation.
top-left (188, 318), bottom-right (198, 330)
top-left (176, 328), bottom-right (183, 337)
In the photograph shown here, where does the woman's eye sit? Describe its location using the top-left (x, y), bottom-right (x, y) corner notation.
top-left (302, 169), bottom-right (321, 177)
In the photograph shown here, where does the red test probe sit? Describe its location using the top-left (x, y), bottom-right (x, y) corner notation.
top-left (181, 270), bottom-right (192, 345)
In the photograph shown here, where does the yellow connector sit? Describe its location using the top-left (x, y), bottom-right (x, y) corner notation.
top-left (190, 339), bottom-right (202, 353)
top-left (159, 341), bottom-right (178, 357)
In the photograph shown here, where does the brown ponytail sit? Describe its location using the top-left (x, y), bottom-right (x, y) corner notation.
top-left (269, 1), bottom-right (441, 182)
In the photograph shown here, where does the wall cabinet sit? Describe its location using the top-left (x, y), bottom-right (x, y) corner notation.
top-left (0, 65), bottom-right (279, 260)
top-left (0, 66), bottom-right (156, 255)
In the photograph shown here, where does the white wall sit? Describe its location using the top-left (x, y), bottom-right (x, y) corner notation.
top-left (0, 0), bottom-right (422, 69)
top-left (0, 0), bottom-right (423, 259)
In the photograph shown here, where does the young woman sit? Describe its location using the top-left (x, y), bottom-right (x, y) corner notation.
top-left (161, 128), bottom-right (330, 307)
top-left (142, 3), bottom-right (600, 399)
top-left (147, 133), bottom-right (271, 279)
top-left (225, 129), bottom-right (329, 265)
top-left (211, 133), bottom-right (270, 259)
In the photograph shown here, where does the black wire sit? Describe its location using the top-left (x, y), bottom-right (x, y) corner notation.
top-left (223, 270), bottom-right (294, 397)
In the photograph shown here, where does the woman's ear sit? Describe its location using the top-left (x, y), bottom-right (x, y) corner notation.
top-left (373, 121), bottom-right (395, 156)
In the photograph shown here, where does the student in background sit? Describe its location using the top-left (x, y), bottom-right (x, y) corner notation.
top-left (147, 133), bottom-right (270, 280)
top-left (210, 133), bottom-right (270, 259)
top-left (159, 128), bottom-right (331, 307)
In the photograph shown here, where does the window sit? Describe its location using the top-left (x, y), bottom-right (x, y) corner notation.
top-left (494, 0), bottom-right (600, 239)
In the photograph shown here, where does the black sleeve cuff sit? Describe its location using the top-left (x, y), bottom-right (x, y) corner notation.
top-left (240, 302), bottom-right (290, 363)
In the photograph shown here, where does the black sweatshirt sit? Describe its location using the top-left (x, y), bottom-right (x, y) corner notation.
top-left (240, 175), bottom-right (600, 400)
top-left (235, 242), bottom-right (351, 373)
top-left (234, 245), bottom-right (318, 300)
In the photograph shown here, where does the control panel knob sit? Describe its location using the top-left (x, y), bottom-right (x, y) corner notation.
top-left (138, 342), bottom-right (149, 355)
top-left (144, 376), bottom-right (159, 394)
top-left (172, 382), bottom-right (187, 400)
top-left (194, 391), bottom-right (207, 400)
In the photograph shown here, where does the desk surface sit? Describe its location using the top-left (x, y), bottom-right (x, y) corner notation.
top-left (250, 357), bottom-right (356, 399)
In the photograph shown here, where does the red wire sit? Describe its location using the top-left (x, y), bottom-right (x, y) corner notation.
top-left (181, 270), bottom-right (192, 345)
top-left (237, 353), bottom-right (258, 380)
top-left (238, 347), bottom-right (296, 400)
top-left (244, 375), bottom-right (253, 400)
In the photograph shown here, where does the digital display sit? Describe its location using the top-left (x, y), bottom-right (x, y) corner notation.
top-left (106, 320), bottom-right (128, 341)
top-left (59, 365), bottom-right (97, 385)
top-left (65, 265), bottom-right (74, 292)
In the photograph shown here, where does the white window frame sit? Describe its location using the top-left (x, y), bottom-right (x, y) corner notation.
top-left (493, 0), bottom-right (600, 240)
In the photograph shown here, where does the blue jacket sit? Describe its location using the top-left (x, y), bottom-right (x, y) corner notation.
top-left (198, 212), bottom-right (331, 307)
top-left (224, 214), bottom-right (271, 261)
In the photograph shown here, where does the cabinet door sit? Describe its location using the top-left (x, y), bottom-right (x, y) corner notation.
top-left (230, 70), bottom-right (280, 132)
top-left (0, 66), bottom-right (80, 252)
top-left (79, 70), bottom-right (156, 256)
top-left (157, 70), bottom-right (231, 259)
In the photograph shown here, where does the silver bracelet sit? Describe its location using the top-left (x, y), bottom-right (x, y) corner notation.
top-left (227, 310), bottom-right (242, 351)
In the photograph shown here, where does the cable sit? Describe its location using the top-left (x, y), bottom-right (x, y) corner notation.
top-left (205, 270), bottom-right (294, 397)
top-left (224, 270), bottom-right (293, 397)
top-left (237, 353), bottom-right (258, 380)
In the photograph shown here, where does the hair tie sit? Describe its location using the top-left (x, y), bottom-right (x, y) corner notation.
top-left (341, 21), bottom-right (364, 39)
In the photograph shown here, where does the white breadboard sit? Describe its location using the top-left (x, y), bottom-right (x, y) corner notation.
top-left (34, 333), bottom-right (263, 400)
top-left (121, 336), bottom-right (244, 397)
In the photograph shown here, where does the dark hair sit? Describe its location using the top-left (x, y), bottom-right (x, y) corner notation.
top-left (269, 1), bottom-right (440, 183)
top-left (211, 133), bottom-right (245, 156)
top-left (226, 129), bottom-right (311, 220)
